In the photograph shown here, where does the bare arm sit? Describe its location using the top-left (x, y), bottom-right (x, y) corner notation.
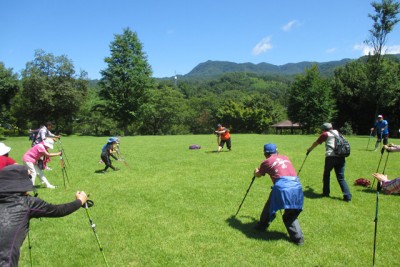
top-left (307, 141), bottom-right (319, 153)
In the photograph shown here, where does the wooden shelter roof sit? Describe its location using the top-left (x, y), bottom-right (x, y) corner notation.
top-left (271, 120), bottom-right (301, 128)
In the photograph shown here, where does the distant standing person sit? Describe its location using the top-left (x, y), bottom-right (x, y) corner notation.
top-left (32, 121), bottom-right (61, 146)
top-left (307, 123), bottom-right (352, 202)
top-left (0, 164), bottom-right (88, 266)
top-left (0, 142), bottom-right (17, 170)
top-left (254, 143), bottom-right (304, 245)
top-left (370, 115), bottom-right (389, 151)
top-left (215, 124), bottom-right (231, 152)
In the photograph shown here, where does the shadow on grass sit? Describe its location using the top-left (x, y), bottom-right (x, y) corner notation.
top-left (361, 187), bottom-right (382, 194)
top-left (205, 150), bottom-right (230, 154)
top-left (303, 186), bottom-right (342, 201)
top-left (303, 186), bottom-right (325, 199)
top-left (225, 215), bottom-right (289, 242)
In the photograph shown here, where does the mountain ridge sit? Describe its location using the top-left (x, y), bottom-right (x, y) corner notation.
top-left (184, 59), bottom-right (353, 78)
top-left (176, 54), bottom-right (400, 78)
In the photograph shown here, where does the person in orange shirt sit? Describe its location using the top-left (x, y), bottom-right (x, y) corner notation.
top-left (215, 124), bottom-right (231, 152)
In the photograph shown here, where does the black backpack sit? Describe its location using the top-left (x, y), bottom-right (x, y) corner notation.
top-left (29, 128), bottom-right (40, 142)
top-left (329, 130), bottom-right (351, 157)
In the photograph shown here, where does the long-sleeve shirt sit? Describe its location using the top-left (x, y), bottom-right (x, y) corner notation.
top-left (0, 194), bottom-right (82, 267)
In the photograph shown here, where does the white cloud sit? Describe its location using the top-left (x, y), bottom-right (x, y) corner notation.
top-left (387, 45), bottom-right (400, 54)
top-left (252, 36), bottom-right (272, 56)
top-left (353, 43), bottom-right (400, 56)
top-left (282, 20), bottom-right (299, 32)
top-left (353, 43), bottom-right (374, 55)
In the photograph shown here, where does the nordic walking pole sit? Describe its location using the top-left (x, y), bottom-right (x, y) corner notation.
top-left (234, 176), bottom-right (256, 217)
top-left (366, 129), bottom-right (373, 151)
top-left (372, 188), bottom-right (380, 267)
top-left (378, 151), bottom-right (390, 191)
top-left (28, 230), bottom-right (33, 267)
top-left (372, 152), bottom-right (390, 266)
top-left (117, 150), bottom-right (131, 169)
top-left (57, 138), bottom-right (70, 167)
top-left (371, 148), bottom-right (385, 189)
top-left (297, 151), bottom-right (310, 176)
top-left (28, 191), bottom-right (38, 267)
top-left (84, 200), bottom-right (109, 267)
top-left (59, 151), bottom-right (70, 188)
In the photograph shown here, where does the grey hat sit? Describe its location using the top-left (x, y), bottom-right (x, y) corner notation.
top-left (0, 165), bottom-right (33, 193)
top-left (321, 123), bottom-right (332, 130)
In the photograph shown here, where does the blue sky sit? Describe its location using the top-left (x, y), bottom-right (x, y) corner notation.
top-left (1, 0), bottom-right (400, 79)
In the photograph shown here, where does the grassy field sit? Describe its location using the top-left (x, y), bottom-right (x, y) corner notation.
top-left (3, 134), bottom-right (400, 266)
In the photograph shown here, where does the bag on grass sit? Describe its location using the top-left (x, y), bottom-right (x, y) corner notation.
top-left (189, 144), bottom-right (201, 150)
top-left (329, 130), bottom-right (351, 157)
top-left (354, 178), bottom-right (370, 187)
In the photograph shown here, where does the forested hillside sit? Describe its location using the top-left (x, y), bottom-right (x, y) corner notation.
top-left (2, 0), bottom-right (400, 137)
top-left (185, 59), bottom-right (353, 78)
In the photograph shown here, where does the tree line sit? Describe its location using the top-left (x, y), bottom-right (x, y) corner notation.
top-left (1, 0), bottom-right (399, 137)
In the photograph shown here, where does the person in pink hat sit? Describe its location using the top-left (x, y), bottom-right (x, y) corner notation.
top-left (22, 138), bottom-right (61, 189)
top-left (0, 142), bottom-right (17, 170)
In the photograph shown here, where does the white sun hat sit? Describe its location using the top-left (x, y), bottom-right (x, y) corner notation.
top-left (0, 143), bottom-right (11, 156)
top-left (43, 139), bottom-right (54, 149)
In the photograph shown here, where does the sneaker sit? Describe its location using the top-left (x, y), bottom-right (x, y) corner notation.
top-left (46, 184), bottom-right (56, 189)
top-left (45, 166), bottom-right (52, 171)
top-left (113, 168), bottom-right (120, 171)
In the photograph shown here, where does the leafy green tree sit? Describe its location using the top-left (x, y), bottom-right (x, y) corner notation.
top-left (20, 50), bottom-right (89, 133)
top-left (216, 94), bottom-right (285, 133)
top-left (332, 60), bottom-right (370, 134)
top-left (288, 65), bottom-right (336, 133)
top-left (0, 62), bottom-right (20, 127)
top-left (365, 0), bottom-right (400, 117)
top-left (188, 93), bottom-right (221, 134)
top-left (99, 28), bottom-right (154, 135)
top-left (139, 85), bottom-right (190, 135)
top-left (73, 86), bottom-right (118, 136)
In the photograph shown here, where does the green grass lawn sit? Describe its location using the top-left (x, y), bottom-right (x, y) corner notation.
top-left (3, 134), bottom-right (400, 266)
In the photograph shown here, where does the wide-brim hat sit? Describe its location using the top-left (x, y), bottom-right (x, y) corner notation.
top-left (0, 165), bottom-right (33, 193)
top-left (0, 142), bottom-right (11, 156)
top-left (108, 137), bottom-right (119, 143)
top-left (43, 138), bottom-right (54, 149)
